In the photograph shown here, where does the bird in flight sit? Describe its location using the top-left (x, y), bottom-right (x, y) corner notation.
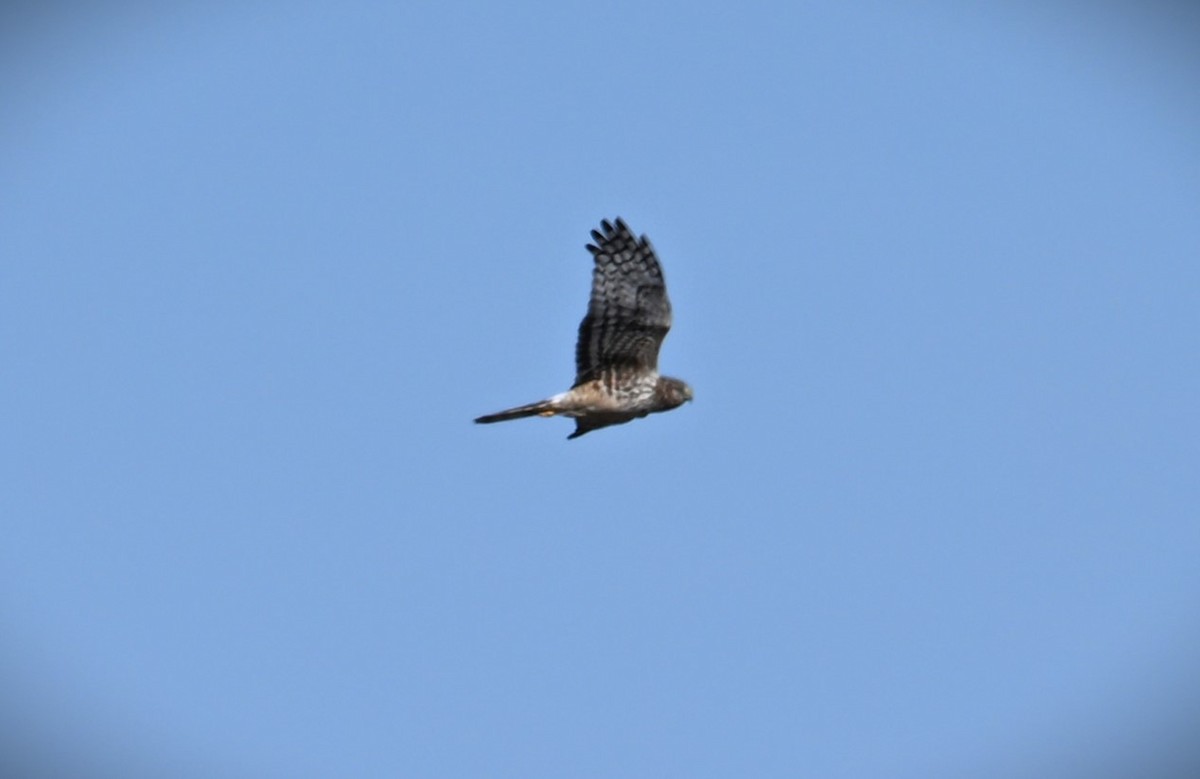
top-left (475, 218), bottom-right (692, 439)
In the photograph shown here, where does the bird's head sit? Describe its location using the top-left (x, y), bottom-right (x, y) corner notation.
top-left (657, 376), bottom-right (694, 409)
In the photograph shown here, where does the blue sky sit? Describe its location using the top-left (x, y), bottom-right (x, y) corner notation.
top-left (2, 3), bottom-right (1199, 777)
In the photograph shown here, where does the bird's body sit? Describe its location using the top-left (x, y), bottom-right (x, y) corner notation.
top-left (475, 218), bottom-right (692, 439)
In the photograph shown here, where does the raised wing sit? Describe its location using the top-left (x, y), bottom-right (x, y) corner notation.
top-left (574, 218), bottom-right (672, 386)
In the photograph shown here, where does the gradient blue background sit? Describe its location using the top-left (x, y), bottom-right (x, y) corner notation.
top-left (3, 3), bottom-right (1199, 777)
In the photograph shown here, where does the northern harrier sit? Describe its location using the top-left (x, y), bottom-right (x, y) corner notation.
top-left (475, 218), bottom-right (692, 439)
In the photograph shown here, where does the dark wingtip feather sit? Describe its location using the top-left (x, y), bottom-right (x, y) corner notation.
top-left (587, 217), bottom-right (639, 254)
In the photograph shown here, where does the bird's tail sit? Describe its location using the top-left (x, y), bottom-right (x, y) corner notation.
top-left (474, 399), bottom-right (557, 425)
